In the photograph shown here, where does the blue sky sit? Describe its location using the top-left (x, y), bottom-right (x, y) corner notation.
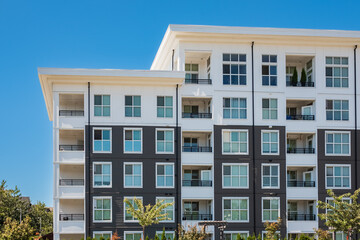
top-left (0, 0), bottom-right (359, 206)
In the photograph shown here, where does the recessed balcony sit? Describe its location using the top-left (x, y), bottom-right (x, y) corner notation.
top-left (286, 55), bottom-right (315, 87)
top-left (182, 132), bottom-right (212, 153)
top-left (287, 133), bottom-right (315, 154)
top-left (58, 165), bottom-right (84, 199)
top-left (184, 52), bottom-right (212, 85)
top-left (286, 100), bottom-right (315, 121)
top-left (59, 94), bottom-right (84, 117)
top-left (287, 200), bottom-right (316, 221)
top-left (182, 97), bottom-right (212, 119)
top-left (182, 200), bottom-right (213, 221)
top-left (58, 199), bottom-right (84, 234)
top-left (59, 130), bottom-right (84, 152)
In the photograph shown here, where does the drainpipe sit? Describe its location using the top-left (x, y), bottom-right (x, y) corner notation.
top-left (172, 49), bottom-right (175, 71)
top-left (251, 41), bottom-right (256, 234)
top-left (85, 82), bottom-right (91, 238)
top-left (175, 83), bottom-right (180, 234)
top-left (354, 45), bottom-right (358, 190)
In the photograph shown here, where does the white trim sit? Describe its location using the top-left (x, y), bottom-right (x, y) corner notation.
top-left (124, 95), bottom-right (142, 118)
top-left (262, 197), bottom-right (280, 223)
top-left (261, 163), bottom-right (280, 189)
top-left (325, 164), bottom-right (351, 189)
top-left (222, 197), bottom-right (249, 223)
top-left (93, 196), bottom-right (112, 223)
top-left (93, 231), bottom-right (112, 239)
top-left (93, 94), bottom-right (111, 117)
top-left (156, 162), bottom-right (175, 189)
top-left (123, 128), bottom-right (143, 154)
top-left (261, 130), bottom-right (280, 155)
top-left (156, 196), bottom-right (175, 223)
top-left (93, 162), bottom-right (112, 188)
top-left (222, 163), bottom-right (249, 189)
top-left (157, 96), bottom-right (174, 118)
top-left (124, 231), bottom-right (143, 240)
top-left (221, 129), bottom-right (249, 155)
top-left (324, 131), bottom-right (351, 156)
top-left (156, 128), bottom-right (175, 154)
top-left (93, 127), bottom-right (112, 153)
top-left (123, 162), bottom-right (143, 188)
top-left (123, 196), bottom-right (143, 223)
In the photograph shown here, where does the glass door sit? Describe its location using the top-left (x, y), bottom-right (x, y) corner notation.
top-left (201, 170), bottom-right (212, 186)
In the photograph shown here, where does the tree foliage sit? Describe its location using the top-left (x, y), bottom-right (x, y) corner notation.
top-left (176, 224), bottom-right (209, 240)
top-left (314, 228), bottom-right (331, 240)
top-left (300, 68), bottom-right (307, 85)
top-left (0, 216), bottom-right (34, 240)
top-left (291, 68), bottom-right (298, 86)
top-left (264, 218), bottom-right (281, 240)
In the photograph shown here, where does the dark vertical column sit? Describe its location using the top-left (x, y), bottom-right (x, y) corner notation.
top-left (85, 82), bottom-right (91, 238)
top-left (175, 84), bottom-right (181, 233)
top-left (251, 41), bottom-right (256, 234)
top-left (354, 45), bottom-right (358, 190)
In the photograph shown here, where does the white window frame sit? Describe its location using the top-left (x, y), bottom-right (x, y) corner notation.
top-left (325, 164), bottom-right (351, 189)
top-left (261, 164), bottom-right (280, 189)
top-left (123, 231), bottom-right (143, 240)
top-left (155, 231), bottom-right (175, 240)
top-left (93, 231), bottom-right (112, 239)
top-left (156, 128), bottom-right (175, 154)
top-left (157, 96), bottom-right (173, 118)
top-left (123, 162), bottom-right (143, 188)
top-left (326, 99), bottom-right (349, 121)
top-left (156, 197), bottom-right (175, 223)
top-left (261, 130), bottom-right (280, 155)
top-left (262, 98), bottom-right (278, 120)
top-left (325, 197), bottom-right (351, 214)
top-left (325, 131), bottom-right (351, 156)
top-left (222, 53), bottom-right (247, 86)
top-left (93, 162), bottom-right (112, 188)
top-left (325, 56), bottom-right (349, 88)
top-left (123, 196), bottom-right (143, 222)
top-left (222, 129), bottom-right (249, 155)
top-left (223, 97), bottom-right (247, 119)
top-left (222, 163), bottom-right (249, 189)
top-left (93, 196), bottom-right (112, 223)
top-left (93, 128), bottom-right (112, 153)
top-left (156, 162), bottom-right (175, 188)
top-left (261, 55), bottom-right (278, 87)
top-left (123, 128), bottom-right (143, 154)
top-left (94, 94), bottom-right (111, 117)
top-left (224, 231), bottom-right (249, 240)
top-left (222, 197), bottom-right (249, 223)
top-left (262, 197), bottom-right (280, 223)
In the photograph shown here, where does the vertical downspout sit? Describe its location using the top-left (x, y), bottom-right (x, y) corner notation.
top-left (354, 45), bottom-right (358, 190)
top-left (85, 82), bottom-right (91, 238)
top-left (251, 42), bottom-right (256, 234)
top-left (172, 50), bottom-right (175, 71)
top-left (175, 84), bottom-right (180, 233)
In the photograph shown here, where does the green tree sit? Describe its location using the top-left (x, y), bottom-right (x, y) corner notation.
top-left (314, 228), bottom-right (331, 240)
top-left (154, 234), bottom-right (160, 240)
top-left (300, 68), bottom-right (307, 86)
top-left (291, 68), bottom-right (298, 86)
top-left (124, 197), bottom-right (174, 238)
top-left (161, 227), bottom-right (166, 240)
top-left (29, 201), bottom-right (53, 235)
top-left (176, 224), bottom-right (209, 240)
top-left (264, 218), bottom-right (281, 240)
top-left (317, 189), bottom-right (360, 239)
top-left (0, 216), bottom-right (34, 240)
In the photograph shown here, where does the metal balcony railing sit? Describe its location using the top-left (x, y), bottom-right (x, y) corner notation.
top-left (288, 213), bottom-right (316, 221)
top-left (59, 145), bottom-right (84, 151)
top-left (59, 179), bottom-right (84, 186)
top-left (286, 81), bottom-right (315, 87)
top-left (287, 148), bottom-right (315, 154)
top-left (182, 180), bottom-right (212, 187)
top-left (59, 110), bottom-right (84, 116)
top-left (286, 115), bottom-right (315, 120)
top-left (287, 181), bottom-right (315, 187)
top-left (182, 113), bottom-right (212, 118)
top-left (185, 79), bottom-right (212, 84)
top-left (182, 214), bottom-right (213, 221)
top-left (182, 146), bottom-right (212, 152)
top-left (59, 214), bottom-right (84, 221)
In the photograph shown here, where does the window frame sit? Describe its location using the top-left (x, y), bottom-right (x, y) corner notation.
top-left (325, 56), bottom-right (349, 88)
top-left (261, 164), bottom-right (280, 189)
top-left (222, 53), bottom-right (247, 86)
top-left (93, 231), bottom-right (112, 240)
top-left (262, 98), bottom-right (278, 120)
top-left (156, 162), bottom-right (175, 189)
top-left (123, 231), bottom-right (143, 240)
top-left (224, 231), bottom-right (249, 240)
top-left (223, 97), bottom-right (247, 119)
top-left (326, 99), bottom-right (349, 121)
top-left (155, 128), bottom-right (175, 154)
top-left (325, 131), bottom-right (351, 156)
top-left (94, 94), bottom-right (111, 117)
top-left (156, 197), bottom-right (175, 223)
top-left (123, 162), bottom-right (143, 188)
top-left (222, 163), bottom-right (249, 189)
top-left (262, 197), bottom-right (280, 223)
top-left (325, 197), bottom-right (351, 215)
top-left (222, 197), bottom-right (250, 223)
top-left (125, 95), bottom-right (141, 117)
top-left (261, 55), bottom-right (278, 86)
top-left (123, 197), bottom-right (143, 222)
top-left (93, 196), bottom-right (112, 223)
top-left (123, 128), bottom-right (143, 154)
top-left (93, 162), bottom-right (112, 188)
top-left (157, 96), bottom-right (173, 118)
top-left (325, 164), bottom-right (351, 189)
top-left (261, 130), bottom-right (280, 155)
top-left (222, 129), bottom-right (249, 155)
top-left (93, 128), bottom-right (112, 153)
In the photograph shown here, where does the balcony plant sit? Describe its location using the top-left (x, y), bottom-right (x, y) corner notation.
top-left (291, 68), bottom-right (298, 86)
top-left (300, 68), bottom-right (307, 86)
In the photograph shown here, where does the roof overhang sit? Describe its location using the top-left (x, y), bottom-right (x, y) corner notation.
top-left (39, 68), bottom-right (185, 121)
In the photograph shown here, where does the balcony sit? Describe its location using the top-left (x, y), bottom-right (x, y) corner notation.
top-left (288, 213), bottom-right (316, 221)
top-left (182, 179), bottom-right (212, 187)
top-left (287, 133), bottom-right (315, 155)
top-left (59, 94), bottom-right (84, 116)
top-left (286, 55), bottom-right (315, 88)
top-left (287, 200), bottom-right (316, 222)
top-left (182, 200), bottom-right (213, 221)
top-left (59, 130), bottom-right (84, 152)
top-left (182, 97), bottom-right (212, 119)
top-left (182, 131), bottom-right (213, 165)
top-left (286, 100), bottom-right (315, 121)
top-left (58, 165), bottom-right (84, 198)
top-left (184, 52), bottom-right (211, 85)
top-left (287, 167), bottom-right (317, 199)
top-left (59, 214), bottom-right (84, 221)
top-left (58, 199), bottom-right (84, 234)
top-left (182, 166), bottom-right (213, 198)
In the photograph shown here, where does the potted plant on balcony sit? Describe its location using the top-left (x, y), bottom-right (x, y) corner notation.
top-left (300, 68), bottom-right (307, 86)
top-left (291, 68), bottom-right (298, 86)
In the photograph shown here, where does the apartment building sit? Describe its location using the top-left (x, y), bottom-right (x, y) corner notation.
top-left (39, 25), bottom-right (360, 240)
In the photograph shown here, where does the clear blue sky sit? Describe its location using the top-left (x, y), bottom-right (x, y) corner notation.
top-left (0, 0), bottom-right (359, 207)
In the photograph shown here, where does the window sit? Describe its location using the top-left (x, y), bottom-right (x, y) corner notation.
top-left (326, 165), bottom-right (350, 189)
top-left (93, 197), bottom-right (112, 222)
top-left (222, 130), bottom-right (248, 154)
top-left (157, 96), bottom-right (173, 118)
top-left (93, 163), bottom-right (111, 187)
top-left (156, 129), bottom-right (174, 154)
top-left (326, 57), bottom-right (349, 88)
top-left (156, 163), bottom-right (174, 188)
top-left (124, 128), bottom-right (142, 153)
top-left (262, 131), bottom-right (279, 155)
top-left (124, 163), bottom-right (142, 188)
top-left (262, 164), bottom-right (279, 188)
top-left (185, 63), bottom-right (199, 82)
top-left (124, 197), bottom-right (142, 222)
top-left (156, 197), bottom-right (174, 222)
top-left (286, 66), bottom-right (296, 85)
top-left (223, 98), bottom-right (247, 119)
top-left (262, 55), bottom-right (277, 86)
top-left (94, 95), bottom-right (110, 116)
top-left (262, 98), bottom-right (278, 120)
top-left (93, 128), bottom-right (111, 153)
top-left (223, 197), bottom-right (249, 222)
top-left (333, 232), bottom-right (346, 240)
top-left (93, 232), bottom-right (112, 240)
top-left (325, 132), bottom-right (350, 155)
top-left (125, 96), bottom-right (141, 117)
top-left (326, 198), bottom-right (351, 214)
top-left (326, 100), bottom-right (349, 121)
top-left (262, 198), bottom-right (280, 222)
top-left (224, 232), bottom-right (249, 240)
top-left (156, 231), bottom-right (175, 240)
top-left (222, 54), bottom-right (247, 85)
top-left (223, 164), bottom-right (248, 188)
top-left (124, 232), bottom-right (143, 240)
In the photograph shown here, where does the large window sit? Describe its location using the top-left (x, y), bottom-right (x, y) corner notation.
top-left (156, 163), bottom-right (174, 188)
top-left (223, 98), bottom-right (247, 119)
top-left (326, 165), bottom-right (350, 189)
top-left (94, 95), bottom-right (110, 116)
top-left (222, 54), bottom-right (247, 85)
top-left (262, 198), bottom-right (280, 222)
top-left (156, 129), bottom-right (174, 154)
top-left (93, 128), bottom-right (111, 153)
top-left (124, 232), bottom-right (143, 240)
top-left (185, 63), bottom-right (199, 82)
top-left (224, 232), bottom-right (249, 240)
top-left (223, 197), bottom-right (249, 222)
top-left (124, 197), bottom-right (142, 222)
top-left (93, 163), bottom-right (111, 187)
top-left (262, 131), bottom-right (279, 155)
top-left (326, 198), bottom-right (351, 214)
top-left (262, 164), bottom-right (279, 188)
top-left (262, 98), bottom-right (278, 120)
top-left (262, 55), bottom-right (277, 86)
top-left (223, 164), bottom-right (248, 188)
top-left (326, 100), bottom-right (349, 121)
top-left (325, 132), bottom-right (350, 155)
top-left (125, 96), bottom-right (141, 117)
top-left (156, 197), bottom-right (175, 222)
top-left (222, 130), bottom-right (248, 154)
top-left (93, 232), bottom-right (112, 240)
top-left (93, 197), bottom-right (112, 222)
top-left (326, 57), bottom-right (349, 88)
top-left (124, 163), bottom-right (142, 188)
top-left (124, 128), bottom-right (142, 153)
top-left (157, 96), bottom-right (173, 118)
